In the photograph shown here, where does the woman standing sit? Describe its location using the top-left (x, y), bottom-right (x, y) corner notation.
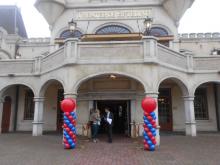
top-left (91, 109), bottom-right (101, 143)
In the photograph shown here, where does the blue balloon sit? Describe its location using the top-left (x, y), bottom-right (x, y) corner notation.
top-left (70, 112), bottom-right (75, 116)
top-left (144, 120), bottom-right (149, 125)
top-left (143, 131), bottom-right (147, 136)
top-left (64, 116), bottom-right (68, 120)
top-left (71, 127), bottom-right (76, 132)
top-left (144, 136), bottom-right (149, 141)
top-left (149, 145), bottom-right (155, 151)
top-left (63, 131), bottom-right (68, 136)
top-left (147, 140), bottom-right (153, 145)
top-left (143, 116), bottom-right (148, 120)
top-left (65, 135), bottom-right (70, 139)
top-left (68, 139), bottom-right (73, 143)
top-left (68, 123), bottom-right (74, 129)
top-left (65, 120), bottom-right (70, 125)
top-left (153, 132), bottom-right (157, 137)
top-left (72, 113), bottom-right (77, 119)
top-left (70, 143), bottom-right (76, 149)
top-left (151, 128), bottom-right (156, 132)
top-left (150, 112), bottom-right (155, 116)
top-left (147, 124), bottom-right (152, 129)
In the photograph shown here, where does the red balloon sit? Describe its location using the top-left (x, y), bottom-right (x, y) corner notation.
top-left (66, 127), bottom-right (70, 132)
top-left (147, 116), bottom-right (153, 121)
top-left (152, 123), bottom-right (157, 128)
top-left (60, 98), bottom-right (76, 112)
top-left (63, 138), bottom-right (68, 144)
top-left (144, 127), bottom-right (149, 132)
top-left (144, 144), bottom-right (149, 150)
top-left (63, 123), bottom-right (67, 128)
top-left (141, 97), bottom-right (157, 113)
top-left (65, 144), bottom-right (70, 149)
top-left (69, 131), bottom-right (74, 136)
top-left (147, 132), bottom-right (153, 138)
top-left (72, 120), bottom-right (76, 126)
top-left (68, 116), bottom-right (73, 121)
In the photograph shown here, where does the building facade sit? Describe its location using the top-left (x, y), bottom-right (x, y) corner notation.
top-left (0, 0), bottom-right (220, 145)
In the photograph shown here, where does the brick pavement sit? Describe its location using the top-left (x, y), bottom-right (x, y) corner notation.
top-left (0, 133), bottom-right (220, 165)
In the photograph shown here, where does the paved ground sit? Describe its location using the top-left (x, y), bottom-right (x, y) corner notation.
top-left (0, 133), bottom-right (220, 165)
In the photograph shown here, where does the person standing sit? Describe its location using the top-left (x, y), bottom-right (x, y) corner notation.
top-left (104, 107), bottom-right (113, 143)
top-left (91, 109), bottom-right (101, 143)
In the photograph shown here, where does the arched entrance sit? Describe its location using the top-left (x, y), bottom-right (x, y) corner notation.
top-left (76, 73), bottom-right (145, 137)
top-left (193, 81), bottom-right (220, 131)
top-left (39, 79), bottom-right (64, 133)
top-left (1, 96), bottom-right (12, 133)
top-left (0, 84), bottom-right (35, 133)
top-left (158, 77), bottom-right (189, 132)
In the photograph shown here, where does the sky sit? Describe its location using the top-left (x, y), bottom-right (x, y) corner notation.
top-left (0, 0), bottom-right (220, 38)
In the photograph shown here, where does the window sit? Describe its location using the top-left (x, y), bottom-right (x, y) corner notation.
top-left (149, 27), bottom-right (169, 37)
top-left (96, 25), bottom-right (131, 34)
top-left (194, 88), bottom-right (209, 120)
top-left (24, 90), bottom-right (34, 120)
top-left (60, 30), bottom-right (83, 39)
top-left (149, 27), bottom-right (170, 47)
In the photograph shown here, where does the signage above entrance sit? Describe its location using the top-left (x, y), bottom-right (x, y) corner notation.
top-left (76, 8), bottom-right (152, 20)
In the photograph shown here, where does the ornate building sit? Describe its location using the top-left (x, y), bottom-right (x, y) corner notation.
top-left (0, 0), bottom-right (220, 145)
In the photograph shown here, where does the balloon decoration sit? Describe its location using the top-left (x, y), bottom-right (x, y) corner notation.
top-left (142, 97), bottom-right (157, 151)
top-left (61, 98), bottom-right (77, 149)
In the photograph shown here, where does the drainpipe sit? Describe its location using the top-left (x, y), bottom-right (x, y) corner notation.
top-left (13, 86), bottom-right (19, 131)
top-left (214, 84), bottom-right (220, 131)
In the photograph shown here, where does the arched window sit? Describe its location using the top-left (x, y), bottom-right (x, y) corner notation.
top-left (150, 27), bottom-right (169, 37)
top-left (96, 25), bottom-right (131, 35)
top-left (60, 30), bottom-right (83, 39)
top-left (149, 27), bottom-right (170, 47)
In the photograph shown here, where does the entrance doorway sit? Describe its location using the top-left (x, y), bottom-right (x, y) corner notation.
top-left (96, 100), bottom-right (130, 136)
top-left (1, 96), bottom-right (12, 133)
top-left (158, 88), bottom-right (173, 131)
top-left (57, 89), bottom-right (64, 132)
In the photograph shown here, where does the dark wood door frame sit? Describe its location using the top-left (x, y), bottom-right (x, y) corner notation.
top-left (158, 88), bottom-right (173, 131)
top-left (1, 96), bottom-right (12, 133)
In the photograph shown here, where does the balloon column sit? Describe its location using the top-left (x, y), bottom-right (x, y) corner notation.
top-left (141, 97), bottom-right (157, 151)
top-left (60, 98), bottom-right (77, 149)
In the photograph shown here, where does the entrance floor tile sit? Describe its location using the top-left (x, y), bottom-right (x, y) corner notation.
top-left (0, 133), bottom-right (220, 165)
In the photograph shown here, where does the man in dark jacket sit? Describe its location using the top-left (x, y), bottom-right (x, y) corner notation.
top-left (104, 107), bottom-right (113, 143)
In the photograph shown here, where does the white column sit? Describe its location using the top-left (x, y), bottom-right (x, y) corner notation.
top-left (32, 97), bottom-right (44, 136)
top-left (130, 99), bottom-right (137, 138)
top-left (0, 98), bottom-right (4, 134)
top-left (145, 92), bottom-right (160, 146)
top-left (183, 96), bottom-right (197, 136)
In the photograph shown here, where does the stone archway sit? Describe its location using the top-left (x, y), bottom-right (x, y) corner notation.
top-left (0, 84), bottom-right (35, 133)
top-left (157, 77), bottom-right (190, 133)
top-left (74, 73), bottom-right (146, 138)
top-left (38, 79), bottom-right (65, 133)
top-left (192, 81), bottom-right (220, 132)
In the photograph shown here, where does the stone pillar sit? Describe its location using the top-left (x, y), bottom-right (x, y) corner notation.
top-left (130, 100), bottom-right (138, 138)
top-left (142, 36), bottom-right (158, 63)
top-left (183, 96), bottom-right (197, 136)
top-left (32, 97), bottom-right (45, 136)
top-left (0, 98), bottom-right (4, 134)
top-left (64, 38), bottom-right (78, 64)
top-left (145, 92), bottom-right (160, 146)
